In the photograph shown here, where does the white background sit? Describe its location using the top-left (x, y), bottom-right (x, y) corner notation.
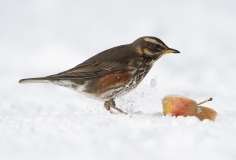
top-left (0, 0), bottom-right (236, 160)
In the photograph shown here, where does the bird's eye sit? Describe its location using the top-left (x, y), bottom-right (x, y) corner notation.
top-left (155, 44), bottom-right (161, 48)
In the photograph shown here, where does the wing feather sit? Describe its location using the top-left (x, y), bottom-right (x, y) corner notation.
top-left (47, 45), bottom-right (137, 79)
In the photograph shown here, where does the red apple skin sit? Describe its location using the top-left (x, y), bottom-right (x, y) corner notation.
top-left (162, 95), bottom-right (217, 121)
top-left (163, 95), bottom-right (197, 117)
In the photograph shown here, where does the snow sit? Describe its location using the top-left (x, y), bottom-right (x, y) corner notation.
top-left (150, 78), bottom-right (156, 88)
top-left (1, 0), bottom-right (236, 160)
top-left (197, 106), bottom-right (202, 114)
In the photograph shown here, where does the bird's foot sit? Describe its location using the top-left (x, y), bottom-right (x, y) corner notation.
top-left (104, 99), bottom-right (127, 115)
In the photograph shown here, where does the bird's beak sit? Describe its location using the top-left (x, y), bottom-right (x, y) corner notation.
top-left (164, 48), bottom-right (180, 53)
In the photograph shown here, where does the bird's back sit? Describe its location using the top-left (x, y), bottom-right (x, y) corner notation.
top-left (19, 44), bottom-right (138, 83)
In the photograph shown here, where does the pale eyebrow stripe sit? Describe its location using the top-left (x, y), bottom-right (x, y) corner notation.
top-left (144, 37), bottom-right (158, 44)
top-left (144, 37), bottom-right (166, 48)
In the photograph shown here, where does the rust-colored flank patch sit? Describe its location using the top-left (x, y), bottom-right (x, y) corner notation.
top-left (92, 71), bottom-right (133, 94)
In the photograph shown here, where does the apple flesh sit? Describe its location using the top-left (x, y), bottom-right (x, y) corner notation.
top-left (196, 106), bottom-right (217, 121)
top-left (162, 95), bottom-right (217, 121)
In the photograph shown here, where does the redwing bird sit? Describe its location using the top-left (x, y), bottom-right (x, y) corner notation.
top-left (19, 36), bottom-right (179, 114)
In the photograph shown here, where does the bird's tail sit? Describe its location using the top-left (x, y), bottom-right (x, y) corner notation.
top-left (19, 77), bottom-right (50, 84)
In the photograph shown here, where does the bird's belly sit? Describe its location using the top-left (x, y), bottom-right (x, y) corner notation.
top-left (52, 80), bottom-right (79, 90)
top-left (51, 79), bottom-right (102, 100)
top-left (97, 79), bottom-right (138, 101)
top-left (51, 68), bottom-right (148, 101)
top-left (55, 77), bottom-right (138, 101)
top-left (82, 71), bottom-right (138, 101)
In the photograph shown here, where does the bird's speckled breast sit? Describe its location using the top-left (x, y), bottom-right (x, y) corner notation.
top-left (84, 57), bottom-right (158, 101)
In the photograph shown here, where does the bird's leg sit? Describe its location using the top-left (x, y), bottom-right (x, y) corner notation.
top-left (104, 100), bottom-right (114, 114)
top-left (110, 100), bottom-right (127, 115)
top-left (104, 99), bottom-right (127, 115)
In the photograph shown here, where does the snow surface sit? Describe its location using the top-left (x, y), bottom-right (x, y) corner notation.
top-left (1, 0), bottom-right (236, 160)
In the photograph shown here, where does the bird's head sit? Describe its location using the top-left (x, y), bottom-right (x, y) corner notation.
top-left (131, 36), bottom-right (180, 58)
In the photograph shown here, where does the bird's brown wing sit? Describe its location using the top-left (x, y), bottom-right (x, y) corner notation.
top-left (47, 45), bottom-right (137, 79)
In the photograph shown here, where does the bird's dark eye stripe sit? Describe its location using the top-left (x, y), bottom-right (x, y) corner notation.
top-left (155, 44), bottom-right (161, 48)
